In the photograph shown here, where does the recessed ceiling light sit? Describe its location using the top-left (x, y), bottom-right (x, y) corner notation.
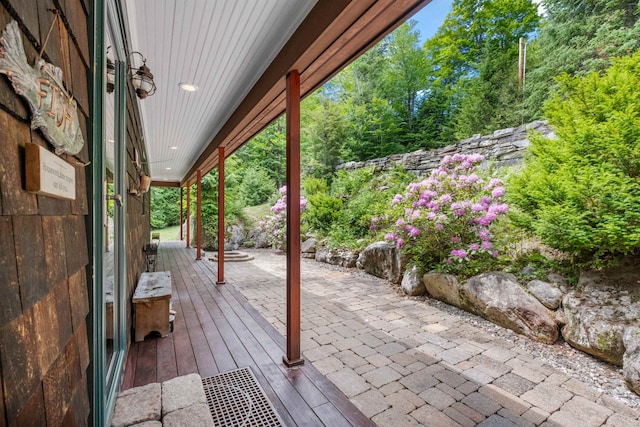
top-left (170, 146), bottom-right (178, 150)
top-left (165, 167), bottom-right (172, 170)
top-left (178, 82), bottom-right (198, 92)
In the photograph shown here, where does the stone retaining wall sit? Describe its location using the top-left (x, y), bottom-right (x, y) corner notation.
top-left (336, 120), bottom-right (554, 176)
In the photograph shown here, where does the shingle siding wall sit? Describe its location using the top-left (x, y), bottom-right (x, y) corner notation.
top-left (0, 0), bottom-right (92, 423)
top-left (0, 0), bottom-right (150, 424)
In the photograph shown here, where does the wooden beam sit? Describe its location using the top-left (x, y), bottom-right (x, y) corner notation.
top-left (283, 70), bottom-right (303, 368)
top-left (216, 146), bottom-right (226, 285)
top-left (150, 180), bottom-right (181, 188)
top-left (186, 181), bottom-right (191, 248)
top-left (179, 187), bottom-right (183, 241)
top-left (196, 170), bottom-right (202, 260)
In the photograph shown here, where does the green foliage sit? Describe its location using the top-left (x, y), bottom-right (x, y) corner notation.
top-left (235, 117), bottom-right (286, 188)
top-left (508, 52), bottom-right (640, 267)
top-left (320, 22), bottom-right (435, 160)
top-left (305, 193), bottom-right (343, 234)
top-left (301, 166), bottom-right (416, 248)
top-left (423, 0), bottom-right (540, 139)
top-left (150, 187), bottom-right (180, 230)
top-left (502, 249), bottom-right (578, 287)
top-left (381, 20), bottom-right (428, 136)
top-left (303, 176), bottom-right (342, 234)
top-left (453, 48), bottom-right (521, 138)
top-left (240, 167), bottom-right (275, 206)
top-left (425, 0), bottom-right (539, 86)
top-left (301, 91), bottom-right (351, 178)
top-left (199, 169), bottom-right (246, 249)
top-left (302, 177), bottom-right (328, 196)
top-left (524, 0), bottom-right (640, 119)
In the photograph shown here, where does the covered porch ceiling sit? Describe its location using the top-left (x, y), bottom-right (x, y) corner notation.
top-left (125, 0), bottom-right (432, 187)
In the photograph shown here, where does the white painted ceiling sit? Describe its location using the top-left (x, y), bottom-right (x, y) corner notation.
top-left (124, 0), bottom-right (318, 183)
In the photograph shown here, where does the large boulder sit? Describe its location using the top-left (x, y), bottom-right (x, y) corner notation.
top-left (315, 247), bottom-right (358, 268)
top-left (244, 228), bottom-right (270, 249)
top-left (623, 327), bottom-right (640, 395)
top-left (218, 224), bottom-right (245, 250)
top-left (562, 262), bottom-right (640, 366)
top-left (301, 238), bottom-right (317, 259)
top-left (527, 279), bottom-right (563, 309)
top-left (401, 265), bottom-right (426, 296)
top-left (423, 273), bottom-right (463, 307)
top-left (204, 224), bottom-right (246, 251)
top-left (462, 272), bottom-right (559, 344)
top-left (423, 271), bottom-right (559, 344)
top-left (357, 241), bottom-right (404, 284)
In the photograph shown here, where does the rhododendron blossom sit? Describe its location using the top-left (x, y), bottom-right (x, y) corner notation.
top-left (378, 154), bottom-right (508, 267)
top-left (259, 186), bottom-right (307, 250)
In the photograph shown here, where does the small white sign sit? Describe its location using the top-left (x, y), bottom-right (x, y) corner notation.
top-left (26, 144), bottom-right (76, 200)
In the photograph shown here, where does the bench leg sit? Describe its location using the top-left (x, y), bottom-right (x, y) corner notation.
top-left (134, 300), bottom-right (170, 342)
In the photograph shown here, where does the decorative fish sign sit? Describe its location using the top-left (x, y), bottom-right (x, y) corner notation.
top-left (0, 20), bottom-right (85, 156)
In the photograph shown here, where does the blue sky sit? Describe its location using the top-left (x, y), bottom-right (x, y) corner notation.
top-left (412, 0), bottom-right (454, 43)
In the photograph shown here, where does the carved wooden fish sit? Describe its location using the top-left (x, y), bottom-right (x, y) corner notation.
top-left (0, 20), bottom-right (85, 156)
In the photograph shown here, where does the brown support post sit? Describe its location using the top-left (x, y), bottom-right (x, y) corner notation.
top-left (283, 69), bottom-right (303, 367)
top-left (216, 146), bottom-right (226, 285)
top-left (196, 170), bottom-right (202, 260)
top-left (186, 181), bottom-right (191, 248)
top-left (179, 187), bottom-right (184, 241)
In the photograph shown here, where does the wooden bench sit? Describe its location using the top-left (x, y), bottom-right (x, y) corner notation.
top-left (133, 271), bottom-right (172, 342)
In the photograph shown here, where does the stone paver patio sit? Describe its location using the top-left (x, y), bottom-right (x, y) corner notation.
top-left (222, 249), bottom-right (640, 426)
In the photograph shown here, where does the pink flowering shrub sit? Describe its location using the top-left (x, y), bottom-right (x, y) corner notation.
top-left (378, 153), bottom-right (508, 270)
top-left (259, 186), bottom-right (307, 249)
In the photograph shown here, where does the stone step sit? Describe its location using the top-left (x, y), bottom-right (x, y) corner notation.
top-left (111, 373), bottom-right (213, 427)
top-left (208, 251), bottom-right (254, 262)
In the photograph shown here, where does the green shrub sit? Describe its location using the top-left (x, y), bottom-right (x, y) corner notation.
top-left (302, 177), bottom-right (329, 196)
top-left (328, 166), bottom-right (416, 248)
top-left (199, 174), bottom-right (245, 249)
top-left (306, 193), bottom-right (342, 234)
top-left (150, 186), bottom-right (180, 229)
top-left (508, 52), bottom-right (640, 267)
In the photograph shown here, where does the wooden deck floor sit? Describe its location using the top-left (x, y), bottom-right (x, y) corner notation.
top-left (122, 241), bottom-right (372, 426)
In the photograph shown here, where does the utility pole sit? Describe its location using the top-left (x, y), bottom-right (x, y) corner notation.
top-left (518, 37), bottom-right (527, 99)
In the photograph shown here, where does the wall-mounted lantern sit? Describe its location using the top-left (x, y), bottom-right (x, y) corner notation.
top-left (105, 49), bottom-right (156, 99)
top-left (128, 51), bottom-right (157, 99)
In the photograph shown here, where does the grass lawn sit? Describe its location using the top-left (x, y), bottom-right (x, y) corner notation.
top-left (151, 203), bottom-right (269, 242)
top-left (151, 225), bottom-right (181, 241)
top-left (243, 202), bottom-right (271, 226)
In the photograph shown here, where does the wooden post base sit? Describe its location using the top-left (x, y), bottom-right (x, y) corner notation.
top-left (282, 356), bottom-right (305, 368)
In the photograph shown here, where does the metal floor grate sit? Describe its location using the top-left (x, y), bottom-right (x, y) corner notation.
top-left (202, 367), bottom-right (283, 427)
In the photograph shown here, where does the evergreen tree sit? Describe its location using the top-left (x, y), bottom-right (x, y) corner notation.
top-left (524, 0), bottom-right (640, 118)
top-left (301, 90), bottom-right (350, 178)
top-left (382, 20), bottom-right (428, 145)
top-left (424, 0), bottom-right (540, 139)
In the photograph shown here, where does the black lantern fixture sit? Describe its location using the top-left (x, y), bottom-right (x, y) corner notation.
top-left (128, 51), bottom-right (156, 99)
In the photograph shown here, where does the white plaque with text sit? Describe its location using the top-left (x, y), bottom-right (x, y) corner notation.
top-left (25, 143), bottom-right (76, 200)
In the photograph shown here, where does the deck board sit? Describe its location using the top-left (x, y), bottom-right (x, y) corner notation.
top-left (122, 241), bottom-right (373, 426)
